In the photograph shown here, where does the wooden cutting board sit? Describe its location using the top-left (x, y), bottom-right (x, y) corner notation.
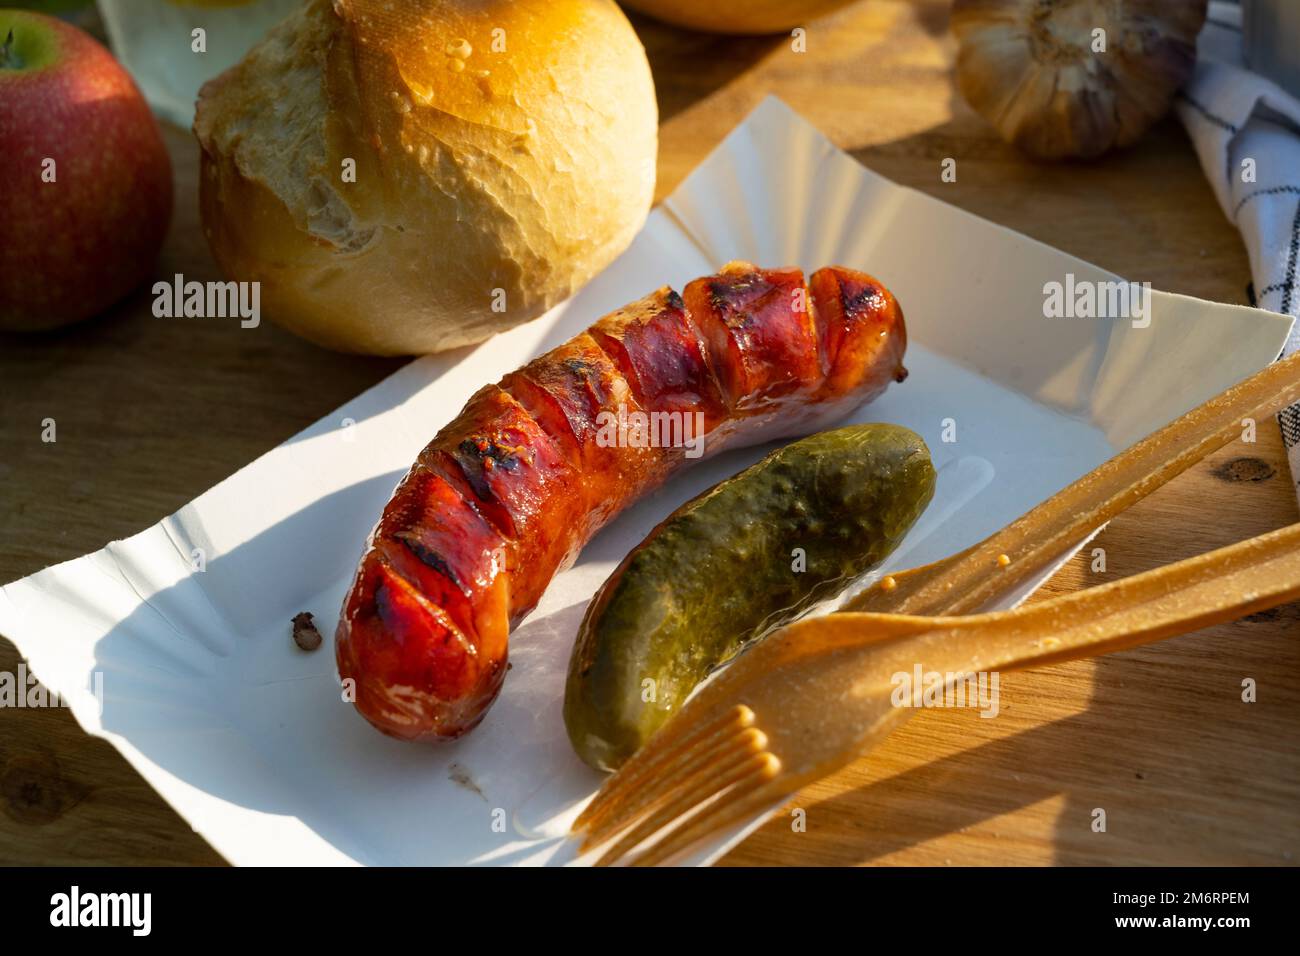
top-left (1, 0), bottom-right (1296, 866)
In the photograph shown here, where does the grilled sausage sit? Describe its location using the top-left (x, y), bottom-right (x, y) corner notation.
top-left (335, 262), bottom-right (908, 740)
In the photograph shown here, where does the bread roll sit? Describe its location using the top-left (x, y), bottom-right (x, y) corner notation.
top-left (621, 0), bottom-right (858, 35)
top-left (194, 0), bottom-right (657, 355)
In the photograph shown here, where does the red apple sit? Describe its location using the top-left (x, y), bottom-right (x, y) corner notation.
top-left (0, 9), bottom-right (172, 331)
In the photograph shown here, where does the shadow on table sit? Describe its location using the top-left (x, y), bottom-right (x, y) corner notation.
top-left (629, 12), bottom-right (786, 123)
top-left (752, 614), bottom-right (1300, 866)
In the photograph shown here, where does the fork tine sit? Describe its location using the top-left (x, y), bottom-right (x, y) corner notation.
top-left (580, 726), bottom-right (769, 853)
top-left (590, 745), bottom-right (772, 865)
top-left (624, 757), bottom-right (785, 867)
top-left (573, 703), bottom-right (755, 833)
top-left (579, 725), bottom-right (768, 851)
top-left (594, 751), bottom-right (782, 867)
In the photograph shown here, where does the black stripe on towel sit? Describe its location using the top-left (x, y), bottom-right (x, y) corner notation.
top-left (1279, 404), bottom-right (1300, 450)
top-left (1258, 202), bottom-right (1300, 311)
top-left (1284, 200), bottom-right (1300, 315)
top-left (1176, 93), bottom-right (1239, 134)
top-left (1234, 185), bottom-right (1300, 220)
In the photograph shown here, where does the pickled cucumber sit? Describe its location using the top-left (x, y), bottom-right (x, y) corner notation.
top-left (564, 423), bottom-right (936, 771)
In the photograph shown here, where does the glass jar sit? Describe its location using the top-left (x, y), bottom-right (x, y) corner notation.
top-left (97, 0), bottom-right (303, 127)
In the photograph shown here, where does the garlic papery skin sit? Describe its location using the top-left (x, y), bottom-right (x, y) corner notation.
top-left (952, 0), bottom-right (1208, 160)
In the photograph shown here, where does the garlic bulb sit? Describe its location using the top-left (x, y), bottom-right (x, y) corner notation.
top-left (952, 0), bottom-right (1208, 160)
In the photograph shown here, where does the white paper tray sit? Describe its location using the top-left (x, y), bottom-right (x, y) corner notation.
top-left (1, 98), bottom-right (1292, 866)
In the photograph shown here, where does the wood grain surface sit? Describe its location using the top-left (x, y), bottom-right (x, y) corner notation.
top-left (1, 0), bottom-right (1296, 867)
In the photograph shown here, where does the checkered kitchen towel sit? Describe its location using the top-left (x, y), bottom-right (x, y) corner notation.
top-left (1176, 2), bottom-right (1300, 503)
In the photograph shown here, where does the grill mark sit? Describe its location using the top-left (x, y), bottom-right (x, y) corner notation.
top-left (429, 387), bottom-right (571, 546)
top-left (370, 535), bottom-right (482, 647)
top-left (681, 288), bottom-right (738, 412)
top-left (419, 455), bottom-right (516, 545)
top-left (456, 435), bottom-right (531, 474)
top-left (451, 442), bottom-right (498, 502)
top-left (371, 548), bottom-right (465, 638)
top-left (808, 269), bottom-right (844, 386)
top-left (708, 277), bottom-right (777, 330)
top-left (841, 282), bottom-right (882, 316)
top-left (803, 277), bottom-right (831, 383)
top-left (498, 379), bottom-right (583, 475)
top-left (586, 326), bottom-right (648, 409)
top-left (660, 289), bottom-right (729, 416)
top-left (394, 530), bottom-right (464, 589)
top-left (587, 291), bottom-right (728, 431)
top-left (559, 356), bottom-right (606, 391)
top-left (497, 342), bottom-right (624, 477)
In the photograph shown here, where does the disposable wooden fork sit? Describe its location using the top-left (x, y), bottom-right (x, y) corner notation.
top-left (572, 351), bottom-right (1300, 866)
top-left (846, 349), bottom-right (1300, 619)
top-left (573, 520), bottom-right (1300, 865)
